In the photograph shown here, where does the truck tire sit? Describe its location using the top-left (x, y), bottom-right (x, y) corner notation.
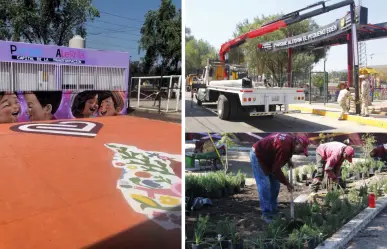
top-left (229, 94), bottom-right (242, 120)
top-left (196, 96), bottom-right (203, 106)
top-left (186, 86), bottom-right (191, 92)
top-left (217, 95), bottom-right (230, 120)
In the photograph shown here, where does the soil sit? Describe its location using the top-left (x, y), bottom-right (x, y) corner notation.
top-left (185, 184), bottom-right (310, 242)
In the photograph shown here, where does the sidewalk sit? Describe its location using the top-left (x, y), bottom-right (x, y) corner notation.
top-left (289, 102), bottom-right (387, 129)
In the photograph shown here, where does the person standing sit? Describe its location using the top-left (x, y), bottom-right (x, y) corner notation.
top-left (337, 86), bottom-right (352, 120)
top-left (360, 74), bottom-right (370, 117)
top-left (310, 141), bottom-right (355, 193)
top-left (250, 133), bottom-right (310, 223)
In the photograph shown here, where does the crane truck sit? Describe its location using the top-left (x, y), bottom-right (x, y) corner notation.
top-left (195, 0), bottom-right (355, 120)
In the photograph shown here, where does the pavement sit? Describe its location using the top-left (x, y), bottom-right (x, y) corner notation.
top-left (0, 116), bottom-right (181, 249)
top-left (346, 207), bottom-right (387, 249)
top-left (290, 102), bottom-right (387, 130)
top-left (185, 92), bottom-right (387, 132)
top-left (129, 97), bottom-right (182, 113)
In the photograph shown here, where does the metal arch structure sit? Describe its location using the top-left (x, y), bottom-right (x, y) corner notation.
top-left (218, 0), bottom-right (355, 63)
top-left (256, 6), bottom-right (387, 114)
top-left (217, 0), bottom-right (387, 114)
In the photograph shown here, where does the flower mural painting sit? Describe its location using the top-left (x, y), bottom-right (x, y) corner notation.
top-left (105, 143), bottom-right (182, 230)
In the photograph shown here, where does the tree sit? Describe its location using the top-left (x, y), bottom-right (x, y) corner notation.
top-left (185, 27), bottom-right (216, 74)
top-left (139, 0), bottom-right (181, 75)
top-left (231, 15), bottom-right (327, 84)
top-left (0, 0), bottom-right (99, 45)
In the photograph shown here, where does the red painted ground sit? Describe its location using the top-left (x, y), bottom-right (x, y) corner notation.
top-left (0, 116), bottom-right (182, 249)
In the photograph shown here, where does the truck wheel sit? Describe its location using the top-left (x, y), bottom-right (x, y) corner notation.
top-left (217, 95), bottom-right (230, 120)
top-left (229, 94), bottom-right (242, 120)
top-left (186, 86), bottom-right (191, 92)
top-left (196, 97), bottom-right (203, 106)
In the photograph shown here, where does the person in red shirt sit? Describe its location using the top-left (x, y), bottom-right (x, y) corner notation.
top-left (250, 133), bottom-right (310, 223)
top-left (370, 144), bottom-right (387, 163)
top-left (310, 142), bottom-right (354, 193)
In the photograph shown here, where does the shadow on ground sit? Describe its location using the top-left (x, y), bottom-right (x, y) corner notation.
top-left (185, 99), bottom-right (335, 132)
top-left (83, 210), bottom-right (181, 249)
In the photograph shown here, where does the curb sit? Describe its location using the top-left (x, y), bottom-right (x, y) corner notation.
top-left (315, 196), bottom-right (387, 249)
top-left (289, 105), bottom-right (387, 129)
top-left (127, 108), bottom-right (181, 123)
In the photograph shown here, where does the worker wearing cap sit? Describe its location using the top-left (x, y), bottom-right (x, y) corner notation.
top-left (310, 142), bottom-right (354, 193)
top-left (370, 144), bottom-right (387, 163)
top-left (360, 74), bottom-right (370, 117)
top-left (337, 86), bottom-right (352, 121)
top-left (250, 133), bottom-right (310, 223)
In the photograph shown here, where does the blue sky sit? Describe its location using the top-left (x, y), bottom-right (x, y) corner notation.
top-left (85, 0), bottom-right (181, 61)
top-left (185, 0), bottom-right (387, 71)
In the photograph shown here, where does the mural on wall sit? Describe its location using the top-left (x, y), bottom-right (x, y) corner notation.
top-left (105, 143), bottom-right (182, 230)
top-left (0, 90), bottom-right (127, 124)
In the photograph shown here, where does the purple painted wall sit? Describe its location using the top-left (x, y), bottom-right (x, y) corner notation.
top-left (0, 40), bottom-right (129, 67)
top-left (0, 41), bottom-right (130, 124)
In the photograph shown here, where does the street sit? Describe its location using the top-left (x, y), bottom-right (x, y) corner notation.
top-left (185, 92), bottom-right (387, 132)
top-left (346, 207), bottom-right (387, 249)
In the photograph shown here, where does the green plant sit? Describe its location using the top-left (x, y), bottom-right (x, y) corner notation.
top-left (294, 203), bottom-right (312, 219)
top-left (266, 219), bottom-right (286, 247)
top-left (331, 199), bottom-right (342, 214)
top-left (294, 168), bottom-right (300, 178)
top-left (341, 166), bottom-right (349, 181)
top-left (361, 134), bottom-right (376, 158)
top-left (194, 215), bottom-right (209, 245)
top-left (324, 190), bottom-right (340, 207)
top-left (282, 167), bottom-right (289, 179)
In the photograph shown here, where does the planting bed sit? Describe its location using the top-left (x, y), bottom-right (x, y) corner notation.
top-left (186, 169), bottom-right (387, 249)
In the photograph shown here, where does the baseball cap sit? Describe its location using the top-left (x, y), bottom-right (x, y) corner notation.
top-left (344, 146), bottom-right (355, 163)
top-left (297, 135), bottom-right (310, 157)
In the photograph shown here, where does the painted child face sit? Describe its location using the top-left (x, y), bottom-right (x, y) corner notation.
top-left (82, 94), bottom-right (98, 117)
top-left (0, 93), bottom-right (20, 123)
top-left (24, 93), bottom-right (49, 121)
top-left (98, 97), bottom-right (117, 117)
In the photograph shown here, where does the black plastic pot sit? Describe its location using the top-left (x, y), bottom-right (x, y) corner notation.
top-left (223, 188), bottom-right (229, 197)
top-left (221, 240), bottom-right (230, 249)
top-left (302, 174), bottom-right (307, 181)
top-left (192, 244), bottom-right (205, 249)
top-left (241, 180), bottom-right (245, 187)
top-left (308, 238), bottom-right (321, 248)
top-left (230, 240), bottom-right (244, 249)
top-left (235, 185), bottom-right (241, 193)
top-left (228, 187), bottom-right (235, 195)
top-left (211, 189), bottom-right (223, 199)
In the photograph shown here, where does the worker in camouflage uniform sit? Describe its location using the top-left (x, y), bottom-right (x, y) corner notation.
top-left (360, 74), bottom-right (370, 117)
top-left (337, 86), bottom-right (352, 120)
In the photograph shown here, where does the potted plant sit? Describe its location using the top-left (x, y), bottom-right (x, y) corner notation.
top-left (301, 167), bottom-right (308, 181)
top-left (294, 168), bottom-right (301, 182)
top-left (193, 215), bottom-right (209, 249)
top-left (226, 175), bottom-right (235, 195)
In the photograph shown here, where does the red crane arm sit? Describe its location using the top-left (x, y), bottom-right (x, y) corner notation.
top-left (218, 0), bottom-right (354, 62)
top-left (219, 20), bottom-right (287, 61)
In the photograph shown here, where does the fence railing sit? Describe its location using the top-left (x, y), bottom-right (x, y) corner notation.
top-left (130, 75), bottom-right (182, 113)
top-left (0, 61), bottom-right (127, 92)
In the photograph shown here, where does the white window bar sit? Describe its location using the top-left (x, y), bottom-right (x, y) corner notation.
top-left (0, 62), bottom-right (12, 91)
